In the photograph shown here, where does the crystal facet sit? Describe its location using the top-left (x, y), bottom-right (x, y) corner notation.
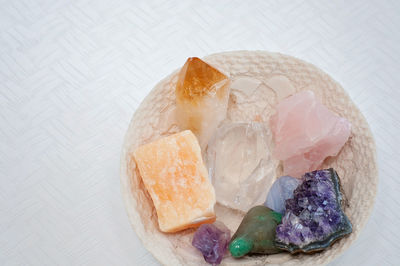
top-left (270, 90), bottom-right (351, 177)
top-left (275, 169), bottom-right (352, 253)
top-left (176, 57), bottom-right (230, 150)
top-left (265, 75), bottom-right (295, 100)
top-left (229, 206), bottom-right (282, 257)
top-left (206, 122), bottom-right (276, 212)
top-left (230, 77), bottom-right (261, 97)
top-left (264, 176), bottom-right (301, 214)
top-left (192, 222), bottom-right (231, 265)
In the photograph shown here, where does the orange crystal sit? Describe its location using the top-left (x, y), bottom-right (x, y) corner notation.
top-left (176, 57), bottom-right (230, 150)
top-left (134, 130), bottom-right (216, 233)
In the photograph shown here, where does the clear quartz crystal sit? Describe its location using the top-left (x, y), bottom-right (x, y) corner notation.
top-left (206, 122), bottom-right (276, 212)
top-left (265, 75), bottom-right (295, 100)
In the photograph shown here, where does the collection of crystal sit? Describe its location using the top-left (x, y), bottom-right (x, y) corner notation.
top-left (134, 57), bottom-right (352, 265)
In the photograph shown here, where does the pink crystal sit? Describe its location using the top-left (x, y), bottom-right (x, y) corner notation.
top-left (192, 222), bottom-right (231, 265)
top-left (270, 90), bottom-right (351, 177)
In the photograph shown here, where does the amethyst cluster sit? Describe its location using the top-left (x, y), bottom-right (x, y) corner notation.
top-left (192, 222), bottom-right (231, 265)
top-left (275, 168), bottom-right (352, 253)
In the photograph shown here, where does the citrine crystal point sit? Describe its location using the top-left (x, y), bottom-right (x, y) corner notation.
top-left (176, 57), bottom-right (229, 103)
top-left (176, 57), bottom-right (231, 150)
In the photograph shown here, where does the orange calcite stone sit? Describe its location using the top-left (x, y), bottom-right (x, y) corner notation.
top-left (134, 130), bottom-right (216, 233)
top-left (176, 57), bottom-right (230, 149)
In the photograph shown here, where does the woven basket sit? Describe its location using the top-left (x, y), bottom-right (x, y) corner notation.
top-left (120, 51), bottom-right (378, 265)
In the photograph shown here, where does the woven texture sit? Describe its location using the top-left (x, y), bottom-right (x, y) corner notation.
top-left (120, 51), bottom-right (378, 265)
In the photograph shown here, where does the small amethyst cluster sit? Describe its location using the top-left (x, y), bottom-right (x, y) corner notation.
top-left (275, 169), bottom-right (352, 252)
top-left (192, 222), bottom-right (231, 265)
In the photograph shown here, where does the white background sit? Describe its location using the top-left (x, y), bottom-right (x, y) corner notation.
top-left (1, 0), bottom-right (399, 265)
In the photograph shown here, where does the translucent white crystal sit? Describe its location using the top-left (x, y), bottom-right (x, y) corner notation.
top-left (230, 77), bottom-right (262, 97)
top-left (206, 122), bottom-right (276, 212)
top-left (265, 75), bottom-right (295, 100)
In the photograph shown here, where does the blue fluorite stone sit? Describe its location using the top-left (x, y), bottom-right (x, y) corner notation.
top-left (264, 176), bottom-right (301, 214)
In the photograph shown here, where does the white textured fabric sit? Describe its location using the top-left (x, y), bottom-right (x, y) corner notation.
top-left (1, 1), bottom-right (399, 266)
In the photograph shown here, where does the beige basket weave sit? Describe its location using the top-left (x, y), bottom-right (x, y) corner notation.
top-left (120, 51), bottom-right (378, 265)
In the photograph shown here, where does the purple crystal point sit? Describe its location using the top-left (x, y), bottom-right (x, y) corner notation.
top-left (275, 168), bottom-right (352, 253)
top-left (192, 222), bottom-right (231, 265)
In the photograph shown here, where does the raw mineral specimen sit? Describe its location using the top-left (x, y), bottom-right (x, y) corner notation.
top-left (264, 176), bottom-right (301, 214)
top-left (206, 122), bottom-right (276, 212)
top-left (270, 90), bottom-right (351, 177)
top-left (275, 169), bottom-right (352, 253)
top-left (176, 57), bottom-right (230, 150)
top-left (229, 206), bottom-right (282, 257)
top-left (192, 222), bottom-right (231, 265)
top-left (265, 75), bottom-right (295, 100)
top-left (230, 77), bottom-right (261, 97)
top-left (134, 130), bottom-right (216, 233)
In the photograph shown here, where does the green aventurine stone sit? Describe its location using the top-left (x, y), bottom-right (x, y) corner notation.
top-left (229, 206), bottom-right (282, 257)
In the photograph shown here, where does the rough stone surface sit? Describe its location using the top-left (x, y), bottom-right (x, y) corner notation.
top-left (275, 169), bottom-right (352, 253)
top-left (192, 222), bottom-right (231, 265)
top-left (134, 130), bottom-right (216, 232)
top-left (270, 90), bottom-right (351, 177)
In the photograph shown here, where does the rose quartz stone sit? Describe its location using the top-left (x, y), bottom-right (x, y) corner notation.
top-left (270, 90), bottom-right (351, 177)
